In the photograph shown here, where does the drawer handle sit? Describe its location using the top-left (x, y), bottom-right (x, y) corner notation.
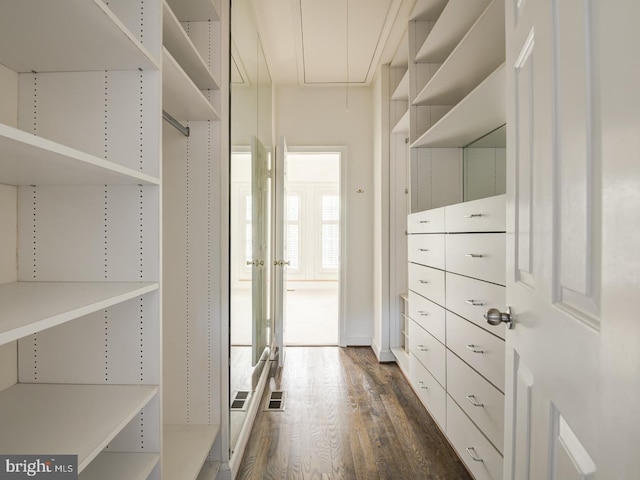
top-left (465, 253), bottom-right (484, 258)
top-left (417, 381), bottom-right (428, 390)
top-left (419, 220), bottom-right (429, 223)
top-left (464, 213), bottom-right (483, 218)
top-left (417, 344), bottom-right (428, 352)
top-left (466, 394), bottom-right (484, 407)
top-left (417, 310), bottom-right (429, 316)
top-left (466, 344), bottom-right (485, 354)
top-left (418, 280), bottom-right (429, 284)
top-left (418, 248), bottom-right (430, 252)
top-left (465, 299), bottom-right (484, 306)
top-left (466, 447), bottom-right (484, 463)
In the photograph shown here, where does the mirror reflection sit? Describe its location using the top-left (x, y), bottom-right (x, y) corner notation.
top-left (230, 0), bottom-right (273, 456)
top-left (463, 124), bottom-right (506, 202)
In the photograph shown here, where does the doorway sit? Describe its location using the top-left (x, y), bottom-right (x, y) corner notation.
top-left (283, 150), bottom-right (343, 346)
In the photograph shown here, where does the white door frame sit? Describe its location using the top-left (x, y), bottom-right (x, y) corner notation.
top-left (281, 145), bottom-right (348, 347)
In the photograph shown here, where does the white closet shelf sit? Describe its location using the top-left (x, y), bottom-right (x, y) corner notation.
top-left (410, 0), bottom-right (448, 21)
top-left (163, 48), bottom-right (221, 122)
top-left (415, 0), bottom-right (491, 63)
top-left (392, 110), bottom-right (410, 134)
top-left (164, 2), bottom-right (220, 91)
top-left (0, 0), bottom-right (158, 73)
top-left (0, 124), bottom-right (160, 186)
top-left (391, 71), bottom-right (409, 101)
top-left (413, 0), bottom-right (505, 106)
top-left (166, 0), bottom-right (220, 21)
top-left (196, 461), bottom-right (222, 480)
top-left (163, 424), bottom-right (220, 480)
top-left (0, 282), bottom-right (159, 346)
top-left (0, 384), bottom-right (158, 473)
top-left (79, 452), bottom-right (159, 480)
top-left (412, 64), bottom-right (505, 148)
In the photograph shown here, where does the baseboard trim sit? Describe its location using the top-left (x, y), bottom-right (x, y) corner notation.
top-left (346, 336), bottom-right (372, 346)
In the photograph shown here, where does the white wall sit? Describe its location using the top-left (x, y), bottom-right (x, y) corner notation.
top-left (275, 86), bottom-right (374, 345)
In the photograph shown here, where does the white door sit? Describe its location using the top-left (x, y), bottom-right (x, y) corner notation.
top-left (273, 136), bottom-right (289, 366)
top-left (503, 0), bottom-right (640, 478)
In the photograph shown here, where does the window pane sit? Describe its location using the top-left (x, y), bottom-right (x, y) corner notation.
top-left (287, 195), bottom-right (299, 221)
top-left (245, 195), bottom-right (252, 221)
top-left (321, 195), bottom-right (339, 221)
top-left (322, 224), bottom-right (339, 269)
top-left (245, 226), bottom-right (252, 264)
top-left (287, 224), bottom-right (299, 269)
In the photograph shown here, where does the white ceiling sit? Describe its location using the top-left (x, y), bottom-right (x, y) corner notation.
top-left (251, 0), bottom-right (416, 86)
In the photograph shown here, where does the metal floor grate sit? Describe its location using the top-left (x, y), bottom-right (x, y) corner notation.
top-left (231, 390), bottom-right (251, 411)
top-left (264, 390), bottom-right (286, 411)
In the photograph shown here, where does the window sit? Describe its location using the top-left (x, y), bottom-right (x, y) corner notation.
top-left (286, 194), bottom-right (300, 270)
top-left (320, 194), bottom-right (339, 270)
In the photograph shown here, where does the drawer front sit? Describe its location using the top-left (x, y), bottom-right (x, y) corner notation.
top-left (408, 291), bottom-right (446, 343)
top-left (408, 234), bottom-right (445, 269)
top-left (445, 194), bottom-right (506, 233)
top-left (409, 353), bottom-right (446, 429)
top-left (446, 272), bottom-right (506, 339)
top-left (407, 207), bottom-right (445, 233)
top-left (447, 350), bottom-right (505, 453)
top-left (409, 320), bottom-right (446, 387)
top-left (445, 233), bottom-right (506, 285)
top-left (408, 263), bottom-right (445, 306)
top-left (446, 311), bottom-right (506, 392)
top-left (447, 396), bottom-right (504, 480)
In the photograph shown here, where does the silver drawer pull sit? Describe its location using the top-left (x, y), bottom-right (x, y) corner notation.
top-left (417, 310), bottom-right (429, 316)
top-left (418, 280), bottom-right (429, 284)
top-left (466, 344), bottom-right (485, 354)
top-left (419, 220), bottom-right (429, 223)
top-left (464, 213), bottom-right (483, 218)
top-left (466, 394), bottom-right (484, 407)
top-left (417, 344), bottom-right (428, 352)
top-left (465, 253), bottom-right (484, 258)
top-left (466, 447), bottom-right (484, 462)
top-left (465, 299), bottom-right (484, 306)
top-left (417, 381), bottom-right (428, 390)
top-left (418, 248), bottom-right (429, 252)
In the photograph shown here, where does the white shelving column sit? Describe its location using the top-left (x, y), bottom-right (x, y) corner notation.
top-left (0, 1), bottom-right (163, 479)
top-left (162, 0), bottom-right (228, 478)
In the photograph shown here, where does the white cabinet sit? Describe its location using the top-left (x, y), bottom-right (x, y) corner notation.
top-left (406, 194), bottom-right (506, 479)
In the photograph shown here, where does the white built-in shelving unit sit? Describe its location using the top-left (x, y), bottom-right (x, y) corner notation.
top-left (161, 0), bottom-right (226, 478)
top-left (0, 0), bottom-right (230, 478)
top-left (0, 1), bottom-right (163, 478)
top-left (393, 0), bottom-right (508, 478)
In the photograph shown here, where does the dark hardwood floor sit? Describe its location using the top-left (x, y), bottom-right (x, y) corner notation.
top-left (237, 347), bottom-right (472, 479)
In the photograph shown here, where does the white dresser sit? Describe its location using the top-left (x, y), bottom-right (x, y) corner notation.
top-left (406, 194), bottom-right (506, 480)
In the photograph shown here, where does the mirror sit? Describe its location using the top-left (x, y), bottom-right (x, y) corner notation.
top-left (230, 0), bottom-right (273, 456)
top-left (463, 124), bottom-right (506, 202)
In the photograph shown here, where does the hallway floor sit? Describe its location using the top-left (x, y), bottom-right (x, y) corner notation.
top-left (237, 347), bottom-right (472, 479)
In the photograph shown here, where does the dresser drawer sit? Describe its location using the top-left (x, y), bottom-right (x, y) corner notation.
top-left (408, 263), bottom-right (445, 306)
top-left (445, 233), bottom-right (506, 285)
top-left (408, 291), bottom-right (446, 343)
top-left (445, 194), bottom-right (506, 233)
top-left (409, 353), bottom-right (446, 429)
top-left (447, 350), bottom-right (505, 453)
top-left (446, 272), bottom-right (506, 339)
top-left (407, 207), bottom-right (445, 233)
top-left (409, 320), bottom-right (446, 387)
top-left (447, 396), bottom-right (503, 480)
top-left (408, 234), bottom-right (445, 269)
top-left (446, 311), bottom-right (505, 392)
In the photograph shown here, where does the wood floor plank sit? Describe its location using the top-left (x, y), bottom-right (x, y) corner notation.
top-left (237, 347), bottom-right (472, 480)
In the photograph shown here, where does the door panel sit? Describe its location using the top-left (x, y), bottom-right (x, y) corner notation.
top-left (505, 0), bottom-right (600, 478)
top-left (273, 136), bottom-right (288, 365)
